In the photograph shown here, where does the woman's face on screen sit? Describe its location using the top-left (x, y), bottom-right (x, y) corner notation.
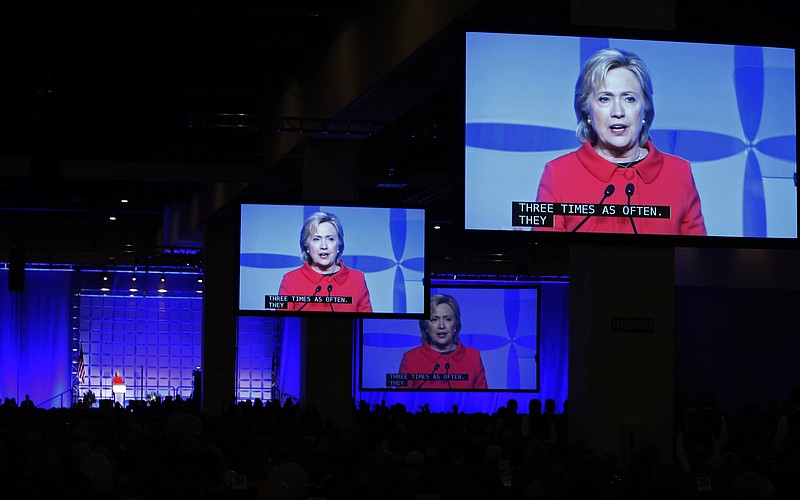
top-left (306, 221), bottom-right (340, 273)
top-left (588, 67), bottom-right (644, 158)
top-left (427, 303), bottom-right (457, 352)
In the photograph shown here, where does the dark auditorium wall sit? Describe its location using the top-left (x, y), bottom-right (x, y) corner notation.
top-left (569, 245), bottom-right (676, 464)
top-left (674, 285), bottom-right (800, 410)
top-left (673, 247), bottom-right (800, 411)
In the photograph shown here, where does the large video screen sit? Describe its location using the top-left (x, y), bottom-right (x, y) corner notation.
top-left (239, 203), bottom-right (427, 317)
top-left (464, 31), bottom-right (797, 244)
top-left (360, 283), bottom-right (539, 392)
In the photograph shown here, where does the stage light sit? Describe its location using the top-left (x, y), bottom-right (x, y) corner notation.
top-left (375, 167), bottom-right (408, 189)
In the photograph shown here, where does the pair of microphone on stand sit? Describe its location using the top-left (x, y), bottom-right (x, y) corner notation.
top-left (297, 284), bottom-right (335, 311)
top-left (418, 362), bottom-right (452, 389)
top-left (571, 183), bottom-right (638, 234)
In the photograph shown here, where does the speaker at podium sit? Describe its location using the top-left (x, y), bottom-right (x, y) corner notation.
top-left (112, 371), bottom-right (126, 406)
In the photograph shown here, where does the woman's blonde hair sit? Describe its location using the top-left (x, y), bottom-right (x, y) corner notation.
top-left (575, 48), bottom-right (655, 147)
top-left (299, 212), bottom-right (344, 265)
top-left (418, 293), bottom-right (462, 344)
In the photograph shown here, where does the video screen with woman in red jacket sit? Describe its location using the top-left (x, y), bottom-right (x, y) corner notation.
top-left (239, 203), bottom-right (427, 317)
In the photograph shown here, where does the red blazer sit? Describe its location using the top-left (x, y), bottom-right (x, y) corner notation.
top-left (399, 342), bottom-right (488, 389)
top-left (112, 376), bottom-right (124, 385)
top-left (278, 262), bottom-right (372, 312)
top-left (535, 141), bottom-right (706, 235)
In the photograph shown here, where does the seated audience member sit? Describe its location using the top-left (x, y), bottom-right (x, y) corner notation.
top-left (773, 384), bottom-right (800, 462)
top-left (676, 407), bottom-right (719, 474)
top-left (773, 384), bottom-right (800, 497)
top-left (700, 391), bottom-right (729, 451)
top-left (521, 399), bottom-right (558, 443)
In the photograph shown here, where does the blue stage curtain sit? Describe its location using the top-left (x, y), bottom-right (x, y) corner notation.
top-left (0, 270), bottom-right (72, 408)
top-left (279, 317), bottom-right (302, 402)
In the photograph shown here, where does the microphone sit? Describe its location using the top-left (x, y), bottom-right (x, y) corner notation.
top-left (326, 284), bottom-right (334, 312)
top-left (297, 285), bottom-right (322, 311)
top-left (418, 363), bottom-right (440, 389)
top-left (572, 184), bottom-right (615, 232)
top-left (445, 362), bottom-right (452, 389)
top-left (625, 183), bottom-right (638, 234)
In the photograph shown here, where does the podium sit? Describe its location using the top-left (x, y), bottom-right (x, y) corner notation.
top-left (112, 384), bottom-right (126, 406)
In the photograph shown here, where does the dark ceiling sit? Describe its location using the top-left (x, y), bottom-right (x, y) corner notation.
top-left (0, 0), bottom-right (463, 265)
top-left (0, 0), bottom-right (796, 268)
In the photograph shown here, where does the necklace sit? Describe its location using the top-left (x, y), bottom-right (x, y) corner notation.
top-left (616, 148), bottom-right (643, 168)
top-left (314, 263), bottom-right (341, 276)
top-left (321, 267), bottom-right (340, 277)
top-left (431, 342), bottom-right (458, 354)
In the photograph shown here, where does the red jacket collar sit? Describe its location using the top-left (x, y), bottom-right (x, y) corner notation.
top-left (418, 341), bottom-right (467, 363)
top-left (299, 261), bottom-right (352, 284)
top-left (576, 140), bottom-right (663, 184)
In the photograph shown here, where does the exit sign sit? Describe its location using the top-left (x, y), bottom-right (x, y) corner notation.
top-left (611, 317), bottom-right (655, 333)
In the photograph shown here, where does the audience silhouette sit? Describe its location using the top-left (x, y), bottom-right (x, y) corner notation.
top-left (0, 388), bottom-right (797, 499)
top-left (700, 391), bottom-right (729, 452)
